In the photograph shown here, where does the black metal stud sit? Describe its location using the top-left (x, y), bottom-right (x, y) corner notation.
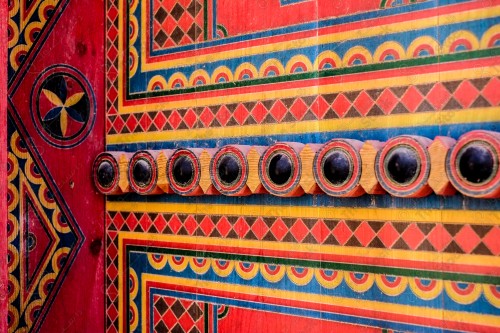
top-left (385, 146), bottom-right (419, 185)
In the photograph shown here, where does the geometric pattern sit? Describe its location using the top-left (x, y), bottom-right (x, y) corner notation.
top-left (8, 0), bottom-right (68, 79)
top-left (152, 0), bottom-right (205, 49)
top-left (107, 211), bottom-right (500, 255)
top-left (7, 116), bottom-right (83, 333)
top-left (152, 296), bottom-right (205, 333)
top-left (107, 77), bottom-right (500, 134)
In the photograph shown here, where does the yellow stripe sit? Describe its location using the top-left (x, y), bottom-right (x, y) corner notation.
top-left (117, 231), bottom-right (500, 268)
top-left (139, 7), bottom-right (499, 70)
top-left (107, 201), bottom-right (500, 225)
top-left (119, 59), bottom-right (500, 113)
top-left (108, 106), bottom-right (500, 144)
top-left (140, 274), bottom-right (500, 329)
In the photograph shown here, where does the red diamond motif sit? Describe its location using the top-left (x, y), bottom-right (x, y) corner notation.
top-left (401, 223), bottom-right (425, 250)
top-left (153, 214), bottom-right (168, 233)
top-left (199, 216), bottom-right (215, 236)
top-left (454, 225), bottom-right (481, 254)
top-left (106, 263), bottom-right (118, 280)
top-left (139, 113), bottom-right (153, 131)
top-left (331, 94), bottom-right (351, 117)
top-left (112, 212), bottom-right (125, 230)
top-left (112, 116), bottom-right (125, 133)
top-left (107, 303), bottom-right (118, 321)
top-left (453, 80), bottom-right (480, 108)
top-left (108, 85), bottom-right (118, 103)
top-left (178, 312), bottom-right (196, 331)
top-left (353, 91), bottom-right (375, 116)
top-left (168, 110), bottom-right (183, 129)
top-left (162, 309), bottom-right (179, 328)
top-left (183, 108), bottom-right (197, 128)
top-left (290, 219), bottom-right (310, 243)
top-left (125, 212), bottom-right (139, 230)
top-left (481, 77), bottom-right (500, 106)
top-left (184, 215), bottom-right (198, 235)
top-left (426, 83), bottom-right (451, 110)
top-left (139, 213), bottom-right (152, 231)
top-left (310, 219), bottom-right (330, 243)
top-left (270, 218), bottom-right (289, 241)
top-left (310, 96), bottom-right (329, 119)
top-left (332, 220), bottom-right (353, 245)
top-left (290, 98), bottom-right (308, 120)
top-left (125, 114), bottom-right (139, 132)
top-left (269, 100), bottom-right (288, 122)
top-left (233, 217), bottom-right (250, 238)
top-left (168, 214), bottom-right (183, 234)
top-left (353, 221), bottom-right (376, 247)
top-left (251, 102), bottom-right (268, 124)
top-left (199, 107), bottom-right (215, 127)
top-left (251, 217), bottom-right (270, 240)
top-left (107, 5), bottom-right (119, 21)
top-left (108, 25), bottom-right (119, 42)
top-left (107, 45), bottom-right (118, 62)
top-left (216, 105), bottom-right (231, 126)
top-left (233, 104), bottom-right (250, 125)
top-left (482, 226), bottom-right (500, 256)
top-left (216, 216), bottom-right (232, 237)
top-left (153, 112), bottom-right (168, 130)
top-left (377, 88), bottom-right (399, 114)
top-left (426, 224), bottom-right (452, 252)
top-left (106, 118), bottom-right (113, 133)
top-left (401, 86), bottom-right (424, 112)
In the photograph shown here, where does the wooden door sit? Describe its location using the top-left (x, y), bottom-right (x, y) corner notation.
top-left (6, 0), bottom-right (105, 331)
top-left (98, 0), bottom-right (500, 332)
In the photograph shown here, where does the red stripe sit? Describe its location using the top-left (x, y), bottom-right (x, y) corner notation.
top-left (142, 1), bottom-right (485, 64)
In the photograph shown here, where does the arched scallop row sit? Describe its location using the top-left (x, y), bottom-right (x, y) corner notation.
top-left (93, 130), bottom-right (500, 199)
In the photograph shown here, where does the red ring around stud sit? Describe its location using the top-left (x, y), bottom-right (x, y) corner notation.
top-left (375, 136), bottom-right (432, 198)
top-left (210, 146), bottom-right (249, 196)
top-left (313, 139), bottom-right (364, 197)
top-left (259, 143), bottom-right (302, 197)
top-left (446, 130), bottom-right (500, 198)
top-left (128, 151), bottom-right (158, 195)
top-left (92, 152), bottom-right (119, 195)
top-left (167, 148), bottom-right (201, 196)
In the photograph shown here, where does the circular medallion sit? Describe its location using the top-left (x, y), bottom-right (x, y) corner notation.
top-left (167, 149), bottom-right (201, 196)
top-left (446, 130), bottom-right (500, 198)
top-left (375, 136), bottom-right (432, 197)
top-left (128, 151), bottom-right (158, 195)
top-left (259, 143), bottom-right (302, 196)
top-left (31, 64), bottom-right (96, 148)
top-left (210, 146), bottom-right (248, 196)
top-left (313, 139), bottom-right (363, 197)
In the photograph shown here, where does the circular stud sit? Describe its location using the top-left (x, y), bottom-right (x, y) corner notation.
top-left (167, 148), bottom-right (202, 196)
top-left (93, 152), bottom-right (120, 194)
top-left (375, 136), bottom-right (433, 198)
top-left (314, 139), bottom-right (364, 197)
top-left (128, 151), bottom-right (159, 195)
top-left (446, 130), bottom-right (500, 198)
top-left (259, 142), bottom-right (304, 197)
top-left (210, 146), bottom-right (250, 196)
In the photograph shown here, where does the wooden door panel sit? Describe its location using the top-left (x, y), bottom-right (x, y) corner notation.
top-left (7, 0), bottom-right (105, 332)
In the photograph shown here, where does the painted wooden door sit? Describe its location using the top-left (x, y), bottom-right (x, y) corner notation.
top-left (98, 0), bottom-right (500, 332)
top-left (6, 0), bottom-right (106, 331)
top-left (7, 0), bottom-right (500, 332)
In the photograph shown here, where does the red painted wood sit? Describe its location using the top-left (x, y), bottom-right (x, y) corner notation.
top-left (0, 1), bottom-right (8, 331)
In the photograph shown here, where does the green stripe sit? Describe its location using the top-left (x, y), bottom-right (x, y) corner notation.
top-left (203, 0), bottom-right (208, 41)
top-left (128, 245), bottom-right (500, 285)
top-left (127, 48), bottom-right (500, 99)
